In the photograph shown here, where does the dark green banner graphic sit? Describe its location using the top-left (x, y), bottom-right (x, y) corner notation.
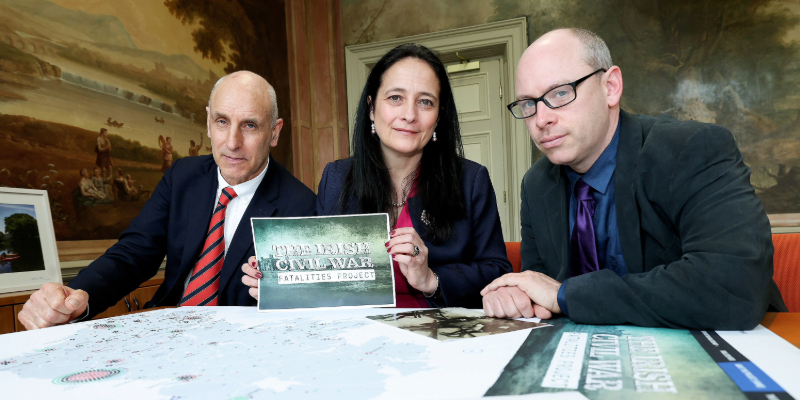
top-left (486, 318), bottom-right (791, 400)
top-left (252, 214), bottom-right (395, 311)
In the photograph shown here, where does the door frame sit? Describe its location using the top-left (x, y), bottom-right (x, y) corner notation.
top-left (344, 17), bottom-right (530, 241)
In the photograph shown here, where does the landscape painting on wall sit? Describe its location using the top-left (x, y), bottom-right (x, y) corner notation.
top-left (0, 0), bottom-right (290, 242)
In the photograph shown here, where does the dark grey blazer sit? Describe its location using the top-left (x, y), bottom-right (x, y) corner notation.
top-left (521, 110), bottom-right (787, 330)
top-left (69, 155), bottom-right (316, 318)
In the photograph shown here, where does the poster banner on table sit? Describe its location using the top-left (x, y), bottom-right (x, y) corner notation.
top-left (366, 308), bottom-right (550, 341)
top-left (485, 318), bottom-right (794, 400)
top-left (252, 214), bottom-right (395, 311)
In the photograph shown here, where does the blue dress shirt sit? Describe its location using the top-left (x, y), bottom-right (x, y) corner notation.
top-left (557, 121), bottom-right (628, 316)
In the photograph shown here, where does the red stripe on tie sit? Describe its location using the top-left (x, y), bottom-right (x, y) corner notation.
top-left (185, 276), bottom-right (220, 306)
top-left (180, 187), bottom-right (237, 307)
top-left (193, 239), bottom-right (224, 274)
top-left (183, 257), bottom-right (223, 297)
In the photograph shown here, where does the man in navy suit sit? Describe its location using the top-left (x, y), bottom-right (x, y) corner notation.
top-left (481, 28), bottom-right (786, 330)
top-left (19, 71), bottom-right (316, 329)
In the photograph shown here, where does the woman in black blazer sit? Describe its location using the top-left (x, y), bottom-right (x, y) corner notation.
top-left (316, 43), bottom-right (511, 308)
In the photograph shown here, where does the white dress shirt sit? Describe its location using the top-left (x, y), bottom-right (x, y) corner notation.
top-left (214, 160), bottom-right (269, 254)
top-left (182, 160), bottom-right (269, 292)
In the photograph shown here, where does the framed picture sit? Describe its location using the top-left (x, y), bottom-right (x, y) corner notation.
top-left (0, 187), bottom-right (62, 293)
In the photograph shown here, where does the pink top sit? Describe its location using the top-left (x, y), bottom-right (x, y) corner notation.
top-left (392, 193), bottom-right (431, 308)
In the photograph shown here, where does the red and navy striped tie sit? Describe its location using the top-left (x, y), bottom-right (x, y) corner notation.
top-left (180, 187), bottom-right (237, 306)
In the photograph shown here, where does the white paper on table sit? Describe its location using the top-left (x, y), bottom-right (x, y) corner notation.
top-left (717, 325), bottom-right (800, 397)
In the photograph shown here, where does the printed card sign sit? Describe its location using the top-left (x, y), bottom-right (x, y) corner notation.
top-left (252, 214), bottom-right (395, 311)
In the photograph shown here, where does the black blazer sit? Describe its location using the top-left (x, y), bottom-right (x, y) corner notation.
top-left (317, 158), bottom-right (512, 308)
top-left (69, 155), bottom-right (316, 317)
top-left (521, 110), bottom-right (787, 330)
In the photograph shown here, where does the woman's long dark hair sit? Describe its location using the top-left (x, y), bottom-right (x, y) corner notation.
top-left (339, 43), bottom-right (466, 243)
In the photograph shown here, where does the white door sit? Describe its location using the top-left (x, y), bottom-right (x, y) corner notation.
top-left (449, 58), bottom-right (511, 240)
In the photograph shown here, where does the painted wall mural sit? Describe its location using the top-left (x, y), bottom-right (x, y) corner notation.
top-left (343, 0), bottom-right (800, 216)
top-left (0, 0), bottom-right (290, 241)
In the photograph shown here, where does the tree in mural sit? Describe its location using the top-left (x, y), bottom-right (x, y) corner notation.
top-left (494, 0), bottom-right (800, 212)
top-left (609, 0), bottom-right (800, 213)
top-left (163, 0), bottom-right (292, 167)
top-left (611, 1), bottom-right (799, 123)
top-left (163, 0), bottom-right (286, 81)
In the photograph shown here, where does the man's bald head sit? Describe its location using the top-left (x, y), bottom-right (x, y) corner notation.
top-left (515, 28), bottom-right (623, 173)
top-left (208, 71), bottom-right (279, 128)
top-left (524, 28), bottom-right (612, 72)
top-left (205, 70), bottom-right (284, 186)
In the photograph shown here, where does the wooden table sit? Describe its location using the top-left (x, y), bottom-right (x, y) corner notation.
top-left (761, 312), bottom-right (800, 349)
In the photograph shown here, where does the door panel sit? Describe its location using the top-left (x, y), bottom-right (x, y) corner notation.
top-left (453, 83), bottom-right (486, 119)
top-left (462, 131), bottom-right (491, 168)
top-left (449, 58), bottom-right (510, 239)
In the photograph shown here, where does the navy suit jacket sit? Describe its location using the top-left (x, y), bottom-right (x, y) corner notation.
top-left (521, 110), bottom-right (787, 330)
top-left (69, 155), bottom-right (316, 318)
top-left (317, 158), bottom-right (512, 308)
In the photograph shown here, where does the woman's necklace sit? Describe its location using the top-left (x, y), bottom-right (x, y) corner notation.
top-left (391, 163), bottom-right (419, 207)
top-left (391, 179), bottom-right (412, 207)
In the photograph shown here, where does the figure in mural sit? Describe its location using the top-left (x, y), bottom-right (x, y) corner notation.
top-left (105, 117), bottom-right (124, 128)
top-left (113, 168), bottom-right (139, 202)
top-left (158, 135), bottom-right (174, 172)
top-left (75, 168), bottom-right (110, 206)
top-left (95, 128), bottom-right (113, 179)
top-left (188, 133), bottom-right (204, 156)
top-left (91, 167), bottom-right (110, 199)
top-left (125, 174), bottom-right (140, 197)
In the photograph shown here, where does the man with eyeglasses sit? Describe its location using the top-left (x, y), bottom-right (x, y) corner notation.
top-left (481, 28), bottom-right (786, 330)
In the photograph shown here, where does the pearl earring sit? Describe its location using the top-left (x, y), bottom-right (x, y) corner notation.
top-left (371, 122), bottom-right (376, 134)
top-left (432, 131), bottom-right (437, 142)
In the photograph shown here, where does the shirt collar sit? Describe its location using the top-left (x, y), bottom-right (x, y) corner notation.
top-left (565, 120), bottom-right (621, 195)
top-left (216, 157), bottom-right (269, 199)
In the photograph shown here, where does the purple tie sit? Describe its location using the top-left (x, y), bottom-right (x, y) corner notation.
top-left (570, 178), bottom-right (599, 276)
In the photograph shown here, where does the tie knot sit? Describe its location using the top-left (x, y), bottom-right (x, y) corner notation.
top-left (574, 179), bottom-right (593, 201)
top-left (219, 187), bottom-right (238, 206)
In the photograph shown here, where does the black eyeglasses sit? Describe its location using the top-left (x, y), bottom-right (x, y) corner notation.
top-left (506, 69), bottom-right (606, 119)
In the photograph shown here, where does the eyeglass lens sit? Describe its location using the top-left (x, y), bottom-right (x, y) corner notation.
top-left (511, 84), bottom-right (576, 118)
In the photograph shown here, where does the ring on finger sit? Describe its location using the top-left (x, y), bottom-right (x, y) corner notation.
top-left (412, 245), bottom-right (420, 257)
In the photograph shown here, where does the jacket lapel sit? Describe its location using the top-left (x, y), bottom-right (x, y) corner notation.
top-left (615, 110), bottom-right (644, 273)
top-left (177, 163), bottom-right (218, 283)
top-left (218, 159), bottom-right (279, 295)
top-left (541, 162), bottom-right (570, 280)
